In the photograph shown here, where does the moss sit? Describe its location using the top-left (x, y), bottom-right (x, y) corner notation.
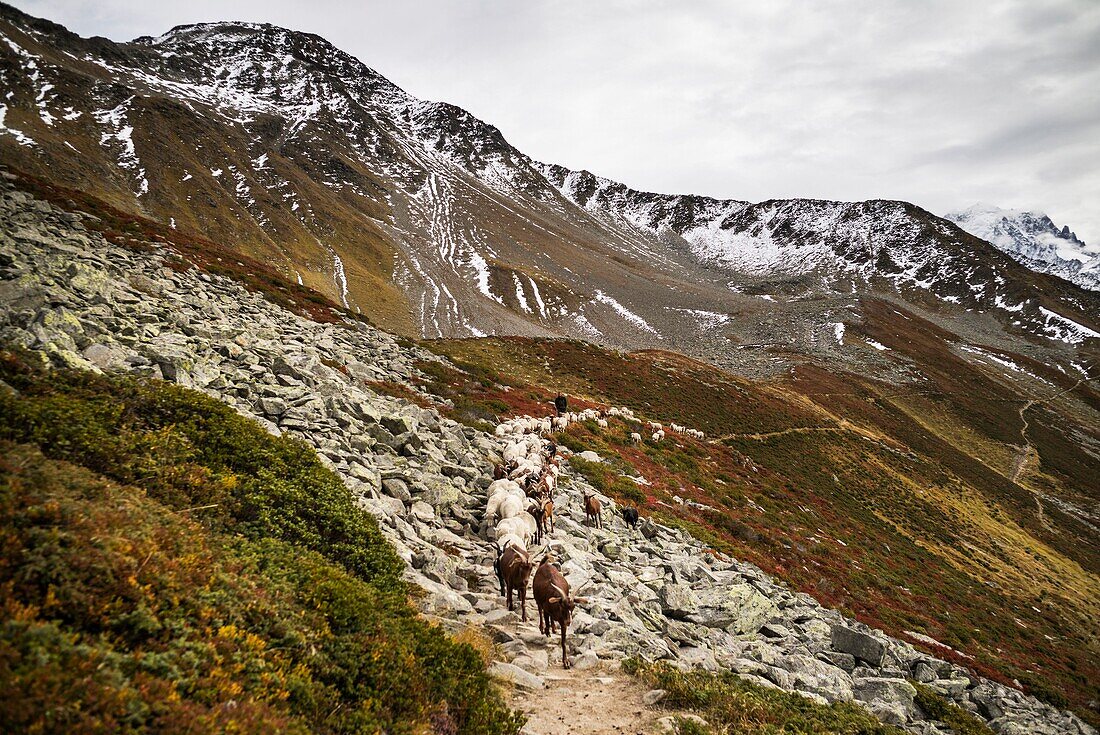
top-left (913, 684), bottom-right (997, 735)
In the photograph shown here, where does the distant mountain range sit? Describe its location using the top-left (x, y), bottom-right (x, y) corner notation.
top-left (0, 3), bottom-right (1097, 383)
top-left (946, 204), bottom-right (1099, 292)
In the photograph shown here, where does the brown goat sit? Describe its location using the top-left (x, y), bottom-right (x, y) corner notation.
top-left (528, 502), bottom-right (545, 545)
top-left (492, 463), bottom-right (506, 481)
top-left (498, 543), bottom-right (534, 622)
top-left (583, 492), bottom-right (602, 528)
top-left (532, 557), bottom-right (585, 668)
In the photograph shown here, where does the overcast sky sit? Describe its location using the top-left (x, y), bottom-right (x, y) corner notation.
top-left (18, 0), bottom-right (1100, 243)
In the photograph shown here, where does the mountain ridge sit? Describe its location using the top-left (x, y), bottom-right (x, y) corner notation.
top-left (946, 203), bottom-right (1100, 292)
top-left (0, 2), bottom-right (1097, 375)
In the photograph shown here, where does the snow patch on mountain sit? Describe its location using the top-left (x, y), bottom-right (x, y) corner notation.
top-left (92, 97), bottom-right (148, 196)
top-left (946, 204), bottom-right (1100, 291)
top-left (594, 290), bottom-right (659, 336)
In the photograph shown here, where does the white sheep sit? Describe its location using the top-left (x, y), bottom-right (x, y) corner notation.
top-left (630, 432), bottom-right (642, 443)
top-left (648, 421), bottom-right (663, 431)
top-left (496, 494), bottom-right (525, 520)
top-left (486, 480), bottom-right (525, 517)
top-left (596, 418), bottom-right (608, 428)
top-left (651, 430), bottom-right (665, 442)
top-left (496, 516), bottom-right (532, 546)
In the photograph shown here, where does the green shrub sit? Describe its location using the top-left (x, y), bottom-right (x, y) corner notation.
top-left (913, 684), bottom-right (997, 735)
top-left (0, 349), bottom-right (522, 735)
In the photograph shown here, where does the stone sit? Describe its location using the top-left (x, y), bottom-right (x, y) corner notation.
top-left (831, 625), bottom-right (887, 667)
top-left (688, 583), bottom-right (777, 634)
top-left (818, 651), bottom-right (857, 673)
top-left (571, 650), bottom-right (599, 670)
top-left (382, 413), bottom-right (416, 436)
top-left (82, 342), bottom-right (128, 370)
top-left (853, 677), bottom-right (917, 720)
top-left (642, 689), bottom-right (667, 705)
top-left (422, 479), bottom-right (461, 509)
top-left (410, 501), bottom-right (435, 522)
top-left (912, 660), bottom-right (938, 684)
top-left (382, 477), bottom-right (412, 502)
top-left (658, 583), bottom-right (699, 620)
top-left (488, 662), bottom-right (544, 691)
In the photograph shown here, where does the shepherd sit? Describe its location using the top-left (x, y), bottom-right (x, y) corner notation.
top-left (554, 393), bottom-right (568, 417)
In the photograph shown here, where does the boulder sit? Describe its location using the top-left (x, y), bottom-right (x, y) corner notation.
top-left (853, 677), bottom-right (916, 719)
top-left (688, 583), bottom-right (777, 635)
top-left (830, 625), bottom-right (887, 667)
top-left (658, 583), bottom-right (699, 620)
top-left (382, 477), bottom-right (412, 502)
top-left (488, 662), bottom-right (544, 691)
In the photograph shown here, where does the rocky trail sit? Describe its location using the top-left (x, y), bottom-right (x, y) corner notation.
top-left (0, 178), bottom-right (1094, 735)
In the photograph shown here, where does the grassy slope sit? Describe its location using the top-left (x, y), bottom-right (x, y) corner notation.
top-left (624, 659), bottom-right (997, 735)
top-left (0, 350), bottom-right (521, 735)
top-left (426, 335), bottom-right (1099, 725)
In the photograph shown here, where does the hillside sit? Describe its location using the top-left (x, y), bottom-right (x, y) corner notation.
top-left (1, 168), bottom-right (1096, 733)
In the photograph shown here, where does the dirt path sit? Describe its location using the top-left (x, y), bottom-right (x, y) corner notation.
top-left (713, 424), bottom-right (844, 442)
top-left (507, 665), bottom-right (673, 735)
top-left (1010, 377), bottom-right (1088, 484)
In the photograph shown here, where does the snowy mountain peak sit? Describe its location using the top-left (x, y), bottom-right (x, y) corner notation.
top-left (946, 203), bottom-right (1099, 291)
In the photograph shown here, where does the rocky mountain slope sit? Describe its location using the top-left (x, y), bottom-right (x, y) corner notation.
top-left (946, 204), bottom-right (1100, 292)
top-left (0, 3), bottom-right (1097, 386)
top-left (2, 170), bottom-right (1095, 734)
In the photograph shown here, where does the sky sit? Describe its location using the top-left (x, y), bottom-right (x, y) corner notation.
top-left (18, 0), bottom-right (1100, 243)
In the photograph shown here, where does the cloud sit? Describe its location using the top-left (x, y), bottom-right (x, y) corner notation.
top-left (15, 0), bottom-right (1100, 242)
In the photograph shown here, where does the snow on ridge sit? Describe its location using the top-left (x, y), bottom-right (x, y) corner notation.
top-left (1037, 307), bottom-right (1100, 345)
top-left (512, 273), bottom-right (531, 313)
top-left (467, 249), bottom-right (501, 305)
top-left (946, 204), bottom-right (1100, 291)
top-left (0, 103), bottom-right (36, 146)
top-left (832, 322), bottom-right (846, 345)
top-left (527, 275), bottom-right (547, 318)
top-left (593, 290), bottom-right (659, 336)
top-left (666, 307), bottom-right (730, 330)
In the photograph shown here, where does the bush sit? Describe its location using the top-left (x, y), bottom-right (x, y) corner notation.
top-left (913, 684), bottom-right (997, 735)
top-left (0, 350), bottom-right (522, 735)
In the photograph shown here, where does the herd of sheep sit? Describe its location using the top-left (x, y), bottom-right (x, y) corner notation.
top-left (485, 405), bottom-right (704, 668)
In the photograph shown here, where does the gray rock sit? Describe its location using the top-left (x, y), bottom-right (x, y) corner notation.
top-left (571, 650), bottom-right (599, 670)
top-left (658, 583), bottom-right (700, 620)
top-left (489, 662), bottom-right (544, 691)
top-left (853, 677), bottom-right (917, 724)
top-left (382, 477), bottom-right (412, 502)
top-left (831, 625), bottom-right (887, 667)
top-left (643, 689), bottom-right (668, 705)
top-left (912, 660), bottom-right (938, 684)
top-left (410, 501), bottom-right (436, 522)
top-left (689, 583), bottom-right (777, 634)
